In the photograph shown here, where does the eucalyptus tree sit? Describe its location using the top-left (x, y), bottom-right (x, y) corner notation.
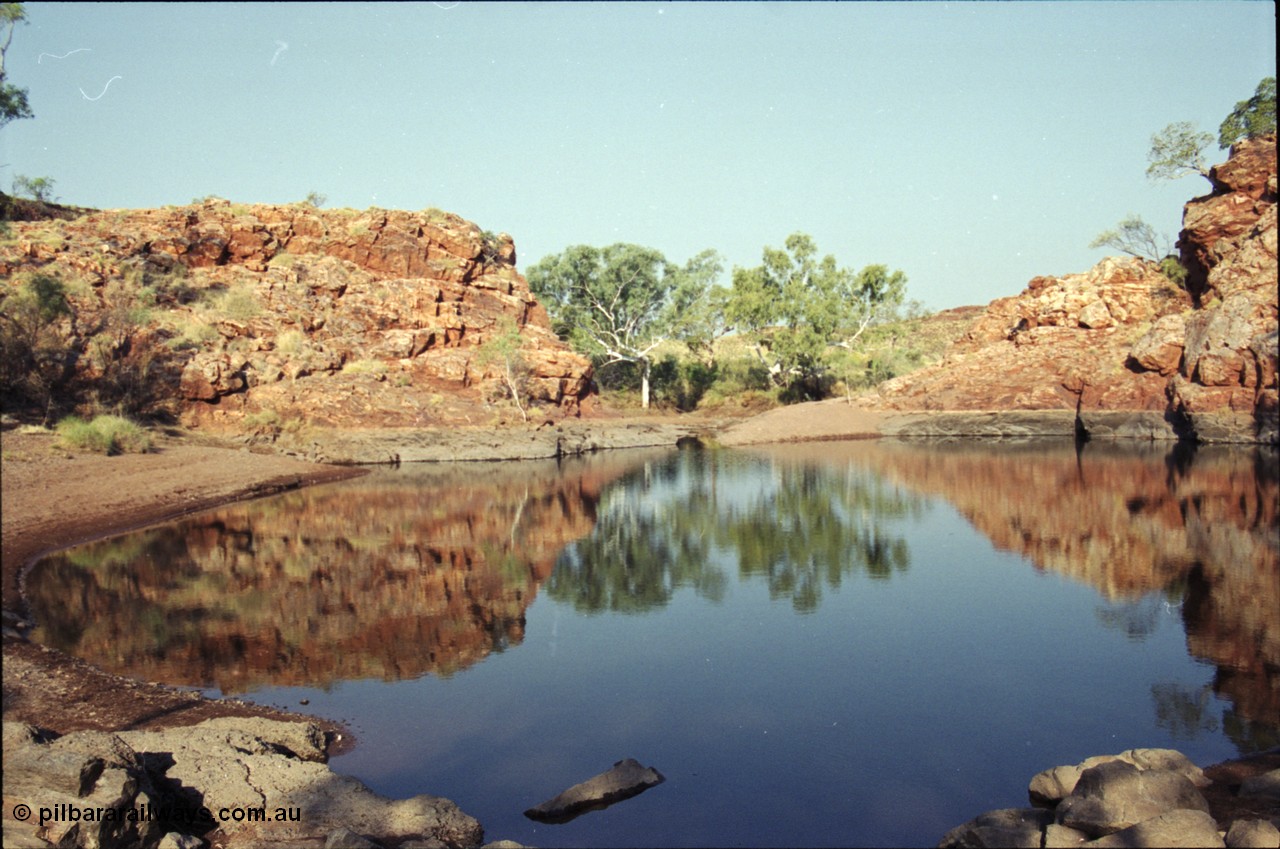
top-left (1145, 121), bottom-right (1214, 184)
top-left (527, 244), bottom-right (723, 408)
top-left (724, 232), bottom-right (906, 399)
top-left (0, 2), bottom-right (33, 130)
top-left (1218, 76), bottom-right (1276, 148)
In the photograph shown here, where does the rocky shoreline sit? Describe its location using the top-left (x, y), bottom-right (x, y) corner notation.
top-left (940, 747), bottom-right (1280, 848)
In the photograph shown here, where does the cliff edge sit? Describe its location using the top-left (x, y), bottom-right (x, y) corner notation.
top-left (868, 134), bottom-right (1277, 444)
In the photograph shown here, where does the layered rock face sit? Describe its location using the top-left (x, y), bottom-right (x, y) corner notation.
top-left (1174, 134), bottom-right (1278, 441)
top-left (871, 134), bottom-right (1278, 444)
top-left (0, 200), bottom-right (594, 429)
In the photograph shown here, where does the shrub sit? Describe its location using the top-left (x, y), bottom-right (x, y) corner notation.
top-left (341, 358), bottom-right (387, 376)
top-left (56, 414), bottom-right (152, 454)
top-left (0, 273), bottom-right (75, 419)
top-left (166, 313), bottom-right (220, 349)
top-left (651, 355), bottom-right (717, 412)
top-left (275, 329), bottom-right (305, 354)
top-left (13, 174), bottom-right (56, 203)
top-left (1159, 255), bottom-right (1189, 289)
top-left (211, 283), bottom-right (261, 320)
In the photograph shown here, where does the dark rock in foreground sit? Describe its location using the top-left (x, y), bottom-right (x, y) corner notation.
top-left (524, 758), bottom-right (665, 824)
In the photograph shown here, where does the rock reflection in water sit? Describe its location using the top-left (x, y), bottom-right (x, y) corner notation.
top-left (26, 452), bottom-right (661, 693)
top-left (804, 440), bottom-right (1279, 752)
top-left (25, 440), bottom-right (1278, 753)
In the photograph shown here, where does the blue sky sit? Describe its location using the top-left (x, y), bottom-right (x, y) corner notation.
top-left (3, 2), bottom-right (1275, 310)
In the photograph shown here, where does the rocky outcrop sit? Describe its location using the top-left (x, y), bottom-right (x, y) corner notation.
top-left (2, 717), bottom-right (486, 849)
top-left (0, 201), bottom-right (594, 431)
top-left (1173, 134), bottom-right (1278, 443)
top-left (870, 134), bottom-right (1278, 444)
top-left (940, 748), bottom-right (1280, 849)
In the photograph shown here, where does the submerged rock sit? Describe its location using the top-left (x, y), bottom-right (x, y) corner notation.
top-left (524, 758), bottom-right (665, 824)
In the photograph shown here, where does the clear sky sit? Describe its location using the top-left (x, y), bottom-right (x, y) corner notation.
top-left (3, 1), bottom-right (1275, 310)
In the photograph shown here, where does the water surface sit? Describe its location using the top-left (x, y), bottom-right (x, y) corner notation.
top-left (28, 440), bottom-right (1279, 847)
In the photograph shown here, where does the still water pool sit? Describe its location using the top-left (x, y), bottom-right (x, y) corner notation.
top-left (28, 440), bottom-right (1279, 847)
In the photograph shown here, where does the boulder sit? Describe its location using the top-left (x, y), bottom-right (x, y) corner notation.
top-left (116, 718), bottom-right (482, 847)
top-left (524, 758), bottom-right (665, 824)
top-left (1055, 760), bottom-right (1212, 837)
top-left (2, 722), bottom-right (164, 849)
top-left (1240, 769), bottom-right (1280, 801)
top-left (1129, 314), bottom-right (1187, 376)
top-left (324, 826), bottom-right (381, 848)
top-left (0, 718), bottom-right (483, 849)
top-left (1044, 822), bottom-right (1092, 847)
top-left (937, 807), bottom-right (1054, 848)
top-left (1225, 818), bottom-right (1280, 848)
top-left (1079, 300), bottom-right (1116, 329)
top-left (1030, 749), bottom-right (1210, 808)
top-left (1081, 808), bottom-right (1225, 847)
top-left (158, 833), bottom-right (205, 849)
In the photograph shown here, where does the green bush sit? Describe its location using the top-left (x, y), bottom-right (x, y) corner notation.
top-left (651, 356), bottom-right (717, 412)
top-left (1159, 255), bottom-right (1189, 289)
top-left (56, 414), bottom-right (152, 454)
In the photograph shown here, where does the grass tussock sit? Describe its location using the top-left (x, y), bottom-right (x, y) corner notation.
top-left (56, 414), bottom-right (153, 455)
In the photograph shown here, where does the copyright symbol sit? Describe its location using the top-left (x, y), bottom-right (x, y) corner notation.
top-left (14, 803), bottom-right (31, 821)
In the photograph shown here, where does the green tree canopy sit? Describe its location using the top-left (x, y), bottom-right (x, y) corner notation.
top-left (1218, 76), bottom-right (1277, 149)
top-left (527, 243), bottom-right (723, 408)
top-left (0, 2), bottom-right (33, 130)
top-left (723, 233), bottom-right (906, 399)
top-left (1146, 121), bottom-right (1214, 183)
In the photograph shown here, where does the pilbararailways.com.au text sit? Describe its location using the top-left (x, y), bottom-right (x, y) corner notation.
top-left (12, 801), bottom-right (302, 827)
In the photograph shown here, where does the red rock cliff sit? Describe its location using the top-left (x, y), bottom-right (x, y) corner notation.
top-left (0, 200), bottom-right (595, 430)
top-left (869, 135), bottom-right (1278, 443)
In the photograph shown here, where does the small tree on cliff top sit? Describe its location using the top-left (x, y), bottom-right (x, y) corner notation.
top-left (1089, 214), bottom-right (1173, 263)
top-left (1219, 76), bottom-right (1277, 149)
top-left (1146, 121), bottom-right (1213, 184)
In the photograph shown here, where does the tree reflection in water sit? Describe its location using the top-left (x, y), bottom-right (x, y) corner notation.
top-left (546, 449), bottom-right (922, 615)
